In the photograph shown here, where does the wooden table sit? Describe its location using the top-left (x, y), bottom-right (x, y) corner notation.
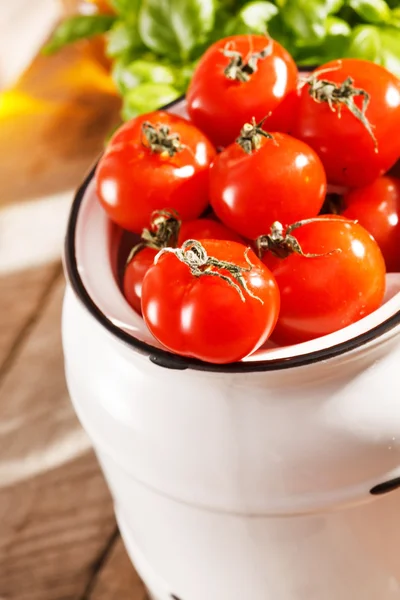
top-left (0, 44), bottom-right (148, 600)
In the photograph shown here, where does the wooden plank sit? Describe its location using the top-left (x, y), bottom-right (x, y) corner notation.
top-left (0, 278), bottom-right (116, 600)
top-left (88, 535), bottom-right (148, 600)
top-left (0, 262), bottom-right (60, 374)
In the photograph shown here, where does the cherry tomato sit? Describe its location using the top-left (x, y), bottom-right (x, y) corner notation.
top-left (342, 176), bottom-right (400, 273)
top-left (178, 218), bottom-right (243, 245)
top-left (209, 124), bottom-right (326, 239)
top-left (293, 59), bottom-right (400, 187)
top-left (124, 247), bottom-right (157, 314)
top-left (96, 111), bottom-right (216, 233)
top-left (123, 215), bottom-right (242, 314)
top-left (259, 217), bottom-right (386, 345)
top-left (141, 239), bottom-right (280, 363)
top-left (187, 34), bottom-right (298, 148)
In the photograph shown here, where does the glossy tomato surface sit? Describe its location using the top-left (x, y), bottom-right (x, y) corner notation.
top-left (342, 176), bottom-right (400, 273)
top-left (293, 59), bottom-right (400, 187)
top-left (178, 217), bottom-right (243, 245)
top-left (187, 35), bottom-right (298, 148)
top-left (96, 111), bottom-right (216, 233)
top-left (262, 217), bottom-right (386, 345)
top-left (123, 246), bottom-right (157, 314)
top-left (141, 240), bottom-right (280, 363)
top-left (210, 132), bottom-right (326, 239)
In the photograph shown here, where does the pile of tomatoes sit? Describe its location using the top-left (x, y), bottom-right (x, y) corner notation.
top-left (95, 34), bottom-right (400, 364)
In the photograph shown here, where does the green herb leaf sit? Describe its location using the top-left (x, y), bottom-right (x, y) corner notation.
top-left (345, 24), bottom-right (400, 77)
top-left (106, 20), bottom-right (144, 57)
top-left (42, 14), bottom-right (116, 55)
top-left (223, 1), bottom-right (278, 36)
top-left (388, 6), bottom-right (400, 27)
top-left (109, 0), bottom-right (141, 15)
top-left (239, 1), bottom-right (279, 31)
top-left (296, 16), bottom-right (351, 65)
top-left (122, 82), bottom-right (181, 120)
top-left (345, 24), bottom-right (382, 61)
top-left (327, 0), bottom-right (345, 13)
top-left (280, 0), bottom-right (328, 45)
top-left (112, 58), bottom-right (177, 94)
top-left (348, 0), bottom-right (391, 24)
top-left (138, 0), bottom-right (215, 61)
top-left (378, 27), bottom-right (400, 77)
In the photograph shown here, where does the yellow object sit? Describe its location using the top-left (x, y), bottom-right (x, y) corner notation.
top-left (0, 90), bottom-right (54, 120)
top-left (57, 54), bottom-right (116, 95)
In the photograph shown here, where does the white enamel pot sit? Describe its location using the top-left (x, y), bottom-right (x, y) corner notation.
top-left (62, 98), bottom-right (400, 600)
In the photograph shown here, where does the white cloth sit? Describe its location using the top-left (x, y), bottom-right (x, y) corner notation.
top-left (0, 0), bottom-right (60, 89)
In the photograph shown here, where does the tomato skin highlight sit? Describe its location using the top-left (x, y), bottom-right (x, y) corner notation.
top-left (187, 35), bottom-right (298, 148)
top-left (95, 111), bottom-right (216, 233)
top-left (209, 132), bottom-right (327, 239)
top-left (293, 59), bottom-right (400, 187)
top-left (342, 176), bottom-right (400, 273)
top-left (178, 218), bottom-right (243, 245)
top-left (262, 217), bottom-right (386, 345)
top-left (141, 240), bottom-right (280, 364)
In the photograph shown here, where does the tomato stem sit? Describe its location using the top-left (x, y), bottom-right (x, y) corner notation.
top-left (155, 239), bottom-right (263, 303)
top-left (304, 70), bottom-right (378, 152)
top-left (141, 122), bottom-right (183, 156)
top-left (221, 40), bottom-right (272, 83)
top-left (126, 209), bottom-right (182, 263)
top-left (256, 218), bottom-right (343, 259)
top-left (236, 117), bottom-right (274, 154)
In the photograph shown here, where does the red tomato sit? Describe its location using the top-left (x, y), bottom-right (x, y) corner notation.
top-left (342, 176), bottom-right (400, 273)
top-left (259, 217), bottom-right (386, 345)
top-left (141, 239), bottom-right (280, 363)
top-left (124, 216), bottom-right (242, 313)
top-left (293, 59), bottom-right (400, 187)
top-left (96, 111), bottom-right (216, 233)
top-left (187, 34), bottom-right (298, 148)
top-left (123, 246), bottom-right (157, 314)
top-left (209, 126), bottom-right (326, 239)
top-left (178, 218), bottom-right (243, 245)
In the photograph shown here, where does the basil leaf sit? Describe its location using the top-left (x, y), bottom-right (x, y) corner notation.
top-left (297, 16), bottom-right (351, 65)
top-left (138, 0), bottom-right (215, 61)
top-left (345, 24), bottom-right (382, 61)
top-left (239, 1), bottom-right (279, 31)
top-left (109, 0), bottom-right (141, 15)
top-left (327, 0), bottom-right (345, 13)
top-left (266, 13), bottom-right (297, 56)
top-left (281, 0), bottom-right (328, 45)
top-left (122, 83), bottom-right (181, 120)
top-left (389, 7), bottom-right (400, 27)
top-left (346, 25), bottom-right (400, 77)
top-left (106, 20), bottom-right (144, 57)
top-left (224, 1), bottom-right (278, 36)
top-left (348, 0), bottom-right (391, 24)
top-left (112, 58), bottom-right (177, 94)
top-left (43, 14), bottom-right (116, 55)
top-left (378, 27), bottom-right (400, 77)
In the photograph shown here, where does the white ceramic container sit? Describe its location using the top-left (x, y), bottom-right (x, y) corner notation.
top-left (62, 99), bottom-right (400, 600)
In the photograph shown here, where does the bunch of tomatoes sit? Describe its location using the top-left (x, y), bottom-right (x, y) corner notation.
top-left (95, 34), bottom-right (400, 365)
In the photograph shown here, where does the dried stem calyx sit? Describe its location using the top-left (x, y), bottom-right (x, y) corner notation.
top-left (127, 209), bottom-right (181, 263)
top-left (304, 69), bottom-right (378, 151)
top-left (256, 218), bottom-right (343, 260)
top-left (222, 41), bottom-right (272, 83)
top-left (236, 117), bottom-right (274, 154)
top-left (155, 239), bottom-right (263, 303)
top-left (141, 121), bottom-right (183, 157)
